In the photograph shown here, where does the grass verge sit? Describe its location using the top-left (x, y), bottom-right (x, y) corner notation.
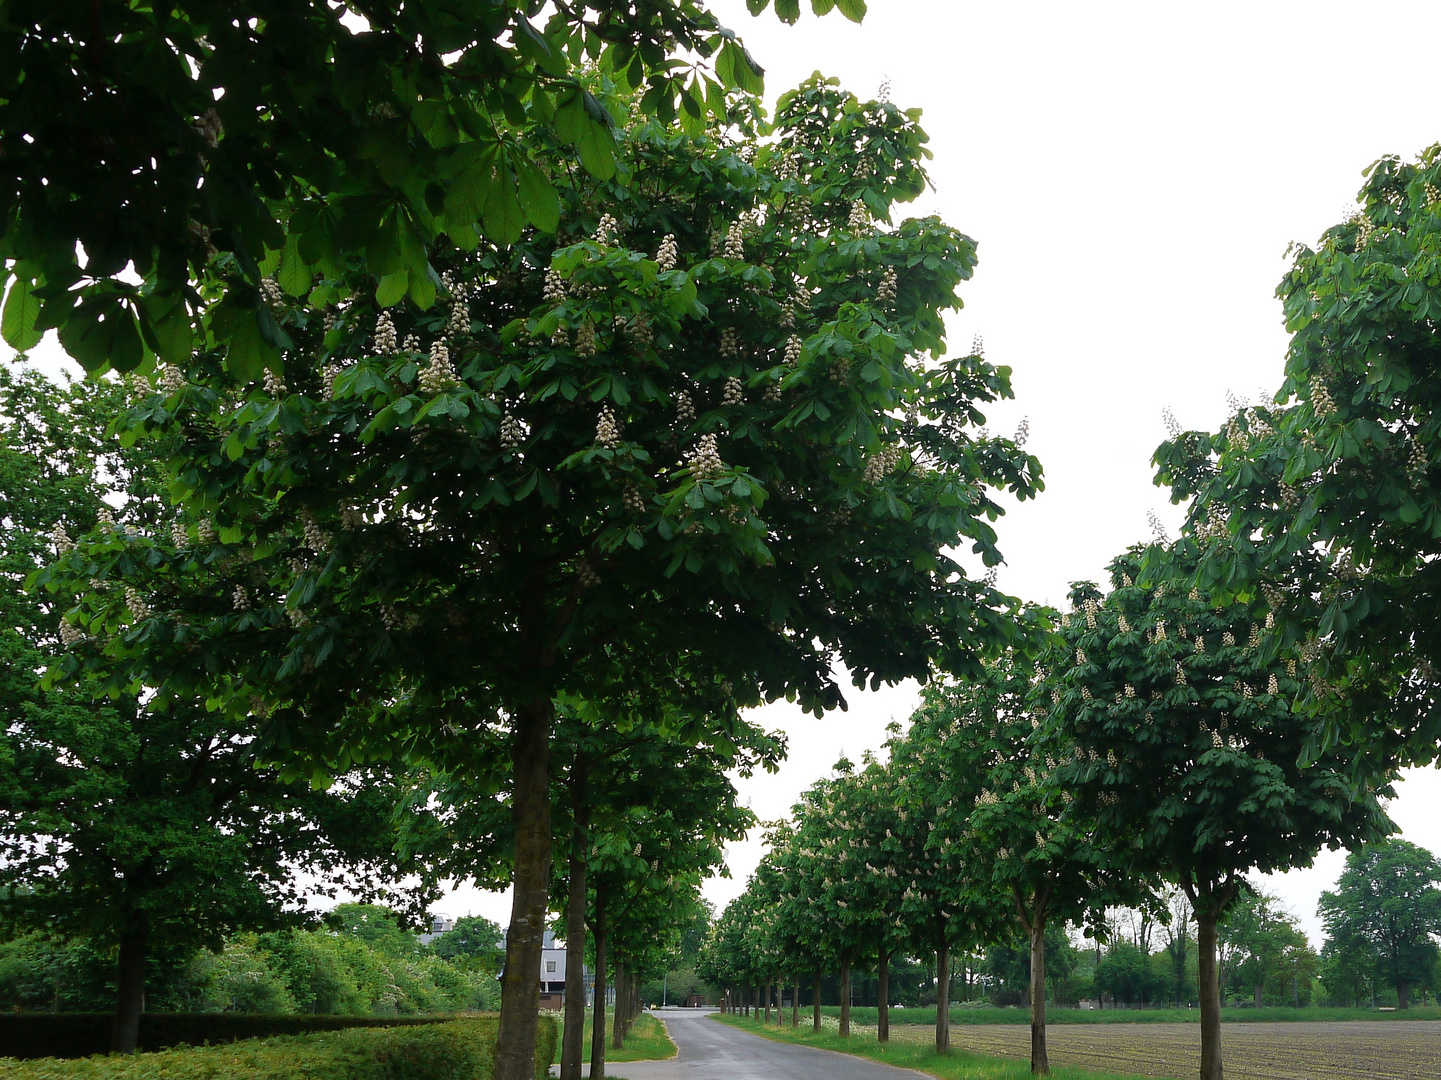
top-left (817, 1003), bottom-right (1441, 1026)
top-left (716, 1013), bottom-right (1175, 1080)
top-left (552, 1012), bottom-right (677, 1064)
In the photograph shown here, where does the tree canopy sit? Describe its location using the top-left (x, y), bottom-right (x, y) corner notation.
top-left (33, 68), bottom-right (1039, 1076)
top-left (0, 363), bottom-right (410, 1051)
top-left (1319, 838), bottom-right (1441, 1010)
top-left (1039, 542), bottom-right (1398, 1079)
top-left (1152, 145), bottom-right (1441, 766)
top-left (0, 0), bottom-right (863, 376)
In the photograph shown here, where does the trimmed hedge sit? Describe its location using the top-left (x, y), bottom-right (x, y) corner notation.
top-left (0, 1013), bottom-right (446, 1060)
top-left (1, 1015), bottom-right (558, 1080)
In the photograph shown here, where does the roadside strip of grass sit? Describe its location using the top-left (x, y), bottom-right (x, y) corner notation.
top-left (817, 1003), bottom-right (1441, 1026)
top-left (552, 1012), bottom-right (677, 1064)
top-left (715, 1013), bottom-right (1175, 1080)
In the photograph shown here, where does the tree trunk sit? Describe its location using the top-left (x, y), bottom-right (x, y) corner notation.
top-left (813, 972), bottom-right (822, 1031)
top-left (764, 979), bottom-right (771, 1024)
top-left (839, 958), bottom-right (852, 1037)
top-left (559, 766), bottom-right (590, 1080)
top-left (935, 934), bottom-right (951, 1055)
top-left (496, 697), bottom-right (555, 1080)
top-left (1030, 915), bottom-right (1049, 1075)
top-left (589, 881), bottom-right (608, 1080)
top-left (877, 950), bottom-right (890, 1043)
top-left (612, 961), bottom-right (626, 1050)
top-left (793, 979), bottom-right (800, 1027)
top-left (1197, 908), bottom-right (1223, 1080)
top-left (110, 928), bottom-right (146, 1053)
top-left (1398, 977), bottom-right (1411, 1010)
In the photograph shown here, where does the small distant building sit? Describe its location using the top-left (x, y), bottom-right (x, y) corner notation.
top-left (417, 914), bottom-right (455, 946)
top-left (539, 931), bottom-right (568, 1010)
top-left (495, 928), bottom-right (600, 1011)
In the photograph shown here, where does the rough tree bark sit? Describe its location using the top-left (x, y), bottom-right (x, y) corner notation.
top-left (589, 881), bottom-right (608, 1080)
top-left (792, 979), bottom-right (800, 1027)
top-left (612, 961), bottom-right (626, 1050)
top-left (839, 957), bottom-right (852, 1037)
top-left (813, 972), bottom-right (822, 1031)
top-left (495, 697), bottom-right (555, 1080)
top-left (935, 932), bottom-right (951, 1055)
top-left (1196, 904), bottom-right (1224, 1080)
top-left (764, 979), bottom-right (771, 1024)
top-left (1030, 914), bottom-right (1049, 1074)
top-left (877, 949), bottom-right (890, 1043)
top-left (559, 761), bottom-right (590, 1080)
top-left (110, 927), bottom-right (146, 1053)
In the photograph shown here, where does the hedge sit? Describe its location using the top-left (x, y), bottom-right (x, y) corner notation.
top-left (0, 1013), bottom-right (446, 1060)
top-left (2, 1015), bottom-right (558, 1080)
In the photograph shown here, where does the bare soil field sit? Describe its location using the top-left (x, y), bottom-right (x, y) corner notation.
top-left (892, 1020), bottom-right (1441, 1080)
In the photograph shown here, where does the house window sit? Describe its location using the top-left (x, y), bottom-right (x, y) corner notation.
top-left (546, 961), bottom-right (557, 972)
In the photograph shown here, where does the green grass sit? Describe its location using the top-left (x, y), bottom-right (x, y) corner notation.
top-left (715, 1014), bottom-right (1172, 1080)
top-left (816, 1003), bottom-right (1441, 1026)
top-left (552, 1012), bottom-right (676, 1064)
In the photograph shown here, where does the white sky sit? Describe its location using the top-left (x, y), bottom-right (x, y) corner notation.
top-left (7, 0), bottom-right (1438, 949)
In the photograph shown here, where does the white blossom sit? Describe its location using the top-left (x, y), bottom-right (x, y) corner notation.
top-left (373, 311), bottom-right (398, 354)
top-left (418, 340), bottom-right (457, 396)
top-left (656, 234), bottom-right (678, 272)
top-left (574, 320), bottom-right (597, 358)
top-left (595, 406), bottom-right (622, 450)
top-left (686, 433), bottom-right (723, 479)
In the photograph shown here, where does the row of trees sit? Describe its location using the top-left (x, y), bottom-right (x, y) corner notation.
top-left (7, 6), bottom-right (1441, 1080)
top-left (0, 359), bottom-right (759, 1075)
top-left (4, 7), bottom-right (1046, 1080)
top-left (701, 539), bottom-right (1413, 1079)
top-left (702, 138), bottom-right (1441, 1080)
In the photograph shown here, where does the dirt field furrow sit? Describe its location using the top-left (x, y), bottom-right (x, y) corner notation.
top-left (890, 1021), bottom-right (1441, 1080)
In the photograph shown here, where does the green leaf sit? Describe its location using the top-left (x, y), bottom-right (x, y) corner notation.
top-left (834, 0), bottom-right (867, 21)
top-left (376, 271), bottom-right (410, 307)
top-left (2, 276), bottom-right (43, 351)
top-left (775, 0), bottom-right (801, 20)
top-left (514, 158), bottom-right (561, 233)
top-left (56, 294), bottom-right (142, 373)
top-left (278, 233), bottom-right (312, 297)
top-left (138, 292), bottom-right (193, 363)
top-left (574, 118), bottom-right (618, 181)
top-left (482, 160), bottom-right (526, 246)
top-left (212, 303), bottom-right (279, 382)
top-left (408, 265), bottom-right (438, 309)
top-left (444, 143), bottom-right (500, 227)
top-left (715, 42), bottom-right (764, 95)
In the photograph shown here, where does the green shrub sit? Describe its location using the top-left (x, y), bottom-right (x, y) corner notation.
top-left (0, 1012), bottom-right (445, 1060)
top-left (0, 1017), bottom-right (523, 1080)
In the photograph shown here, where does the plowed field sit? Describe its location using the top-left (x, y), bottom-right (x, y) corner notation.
top-left (892, 1020), bottom-right (1441, 1080)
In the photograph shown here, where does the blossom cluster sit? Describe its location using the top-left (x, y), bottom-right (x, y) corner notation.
top-left (417, 341), bottom-right (456, 396)
top-left (686, 433), bottom-right (723, 479)
top-left (656, 234), bottom-right (678, 272)
top-left (595, 406), bottom-right (622, 450)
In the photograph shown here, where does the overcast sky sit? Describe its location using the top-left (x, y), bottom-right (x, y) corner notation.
top-left (7, 1), bottom-right (1439, 948)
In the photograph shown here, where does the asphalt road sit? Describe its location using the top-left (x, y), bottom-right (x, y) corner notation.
top-left (565, 1010), bottom-right (930, 1080)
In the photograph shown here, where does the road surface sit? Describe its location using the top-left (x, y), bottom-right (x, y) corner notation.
top-left (559, 1010), bottom-right (930, 1080)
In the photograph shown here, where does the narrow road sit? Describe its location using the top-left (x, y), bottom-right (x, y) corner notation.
top-left (574, 1010), bottom-right (930, 1080)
